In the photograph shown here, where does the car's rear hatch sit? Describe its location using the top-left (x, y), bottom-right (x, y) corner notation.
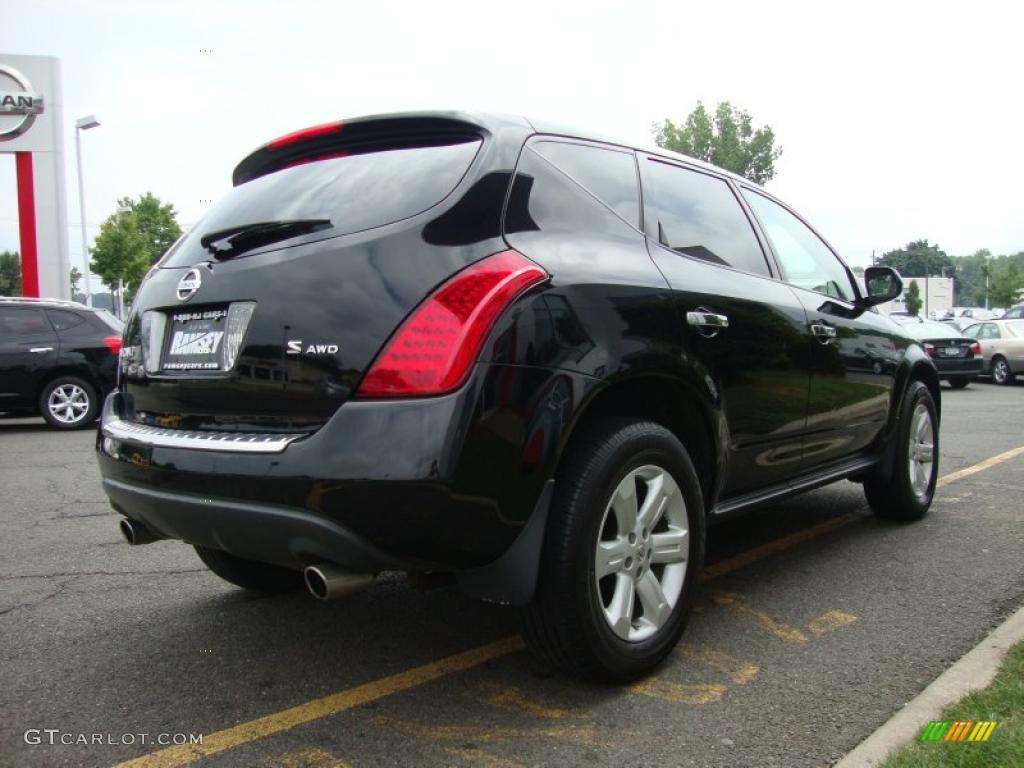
top-left (119, 113), bottom-right (523, 432)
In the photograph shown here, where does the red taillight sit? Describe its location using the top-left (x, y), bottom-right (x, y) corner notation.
top-left (923, 342), bottom-right (936, 357)
top-left (970, 341), bottom-right (981, 356)
top-left (266, 121), bottom-right (343, 149)
top-left (103, 335), bottom-right (122, 355)
top-left (356, 250), bottom-right (547, 398)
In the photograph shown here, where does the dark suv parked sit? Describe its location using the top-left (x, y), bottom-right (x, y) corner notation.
top-left (1, 297), bottom-right (122, 429)
top-left (97, 112), bottom-right (940, 681)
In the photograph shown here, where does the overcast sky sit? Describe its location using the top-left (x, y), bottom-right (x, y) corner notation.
top-left (2, 0), bottom-right (1022, 292)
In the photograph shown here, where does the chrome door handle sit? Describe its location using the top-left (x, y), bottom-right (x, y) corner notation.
top-left (810, 323), bottom-right (837, 342)
top-left (29, 347), bottom-right (54, 353)
top-left (686, 311), bottom-right (729, 329)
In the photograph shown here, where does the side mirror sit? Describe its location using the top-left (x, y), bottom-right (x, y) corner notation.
top-left (861, 266), bottom-right (903, 307)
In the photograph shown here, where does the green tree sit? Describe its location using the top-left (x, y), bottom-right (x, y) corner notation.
top-left (989, 260), bottom-right (1024, 307)
top-left (877, 240), bottom-right (955, 279)
top-left (653, 101), bottom-right (782, 184)
top-left (0, 250), bottom-right (21, 296)
top-left (89, 192), bottom-right (182, 295)
top-left (904, 280), bottom-right (922, 316)
top-left (950, 249), bottom-right (990, 306)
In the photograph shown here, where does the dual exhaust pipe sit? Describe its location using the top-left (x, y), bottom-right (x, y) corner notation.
top-left (118, 518), bottom-right (372, 600)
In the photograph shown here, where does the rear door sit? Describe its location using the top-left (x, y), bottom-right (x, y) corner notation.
top-left (0, 307), bottom-right (59, 408)
top-left (740, 188), bottom-right (896, 469)
top-left (638, 155), bottom-right (812, 498)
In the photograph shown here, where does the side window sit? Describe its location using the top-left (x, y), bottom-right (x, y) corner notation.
top-left (980, 323), bottom-right (1001, 340)
top-left (641, 159), bottom-right (771, 277)
top-left (0, 307), bottom-right (52, 337)
top-left (741, 189), bottom-right (856, 301)
top-left (505, 147), bottom-right (639, 239)
top-left (532, 141), bottom-right (640, 227)
top-left (961, 324), bottom-right (981, 339)
top-left (47, 309), bottom-right (86, 332)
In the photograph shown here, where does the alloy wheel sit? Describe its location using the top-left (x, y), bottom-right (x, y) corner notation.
top-left (594, 465), bottom-right (689, 642)
top-left (907, 402), bottom-right (935, 500)
top-left (47, 384), bottom-right (91, 425)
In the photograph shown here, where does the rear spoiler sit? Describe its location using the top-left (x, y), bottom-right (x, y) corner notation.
top-left (232, 114), bottom-right (488, 186)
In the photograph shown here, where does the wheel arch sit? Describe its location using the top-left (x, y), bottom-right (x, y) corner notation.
top-left (552, 373), bottom-right (721, 510)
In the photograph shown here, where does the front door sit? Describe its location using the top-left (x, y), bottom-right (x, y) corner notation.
top-left (740, 189), bottom-right (896, 470)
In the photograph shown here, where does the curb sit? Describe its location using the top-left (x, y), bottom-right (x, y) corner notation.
top-left (836, 603), bottom-right (1024, 767)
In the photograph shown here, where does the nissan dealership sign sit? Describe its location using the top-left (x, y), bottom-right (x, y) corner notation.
top-left (0, 53), bottom-right (70, 300)
top-left (0, 64), bottom-right (45, 141)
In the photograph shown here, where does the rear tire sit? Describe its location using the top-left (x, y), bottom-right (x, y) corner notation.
top-left (194, 546), bottom-right (304, 594)
top-left (863, 381), bottom-right (938, 521)
top-left (946, 378), bottom-right (970, 390)
top-left (991, 356), bottom-right (1015, 385)
top-left (522, 419), bottom-right (705, 682)
top-left (39, 376), bottom-right (98, 430)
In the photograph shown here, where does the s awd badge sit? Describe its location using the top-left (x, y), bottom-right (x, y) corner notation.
top-left (286, 340), bottom-right (339, 355)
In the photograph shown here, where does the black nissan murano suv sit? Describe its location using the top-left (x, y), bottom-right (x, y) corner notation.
top-left (97, 112), bottom-right (940, 681)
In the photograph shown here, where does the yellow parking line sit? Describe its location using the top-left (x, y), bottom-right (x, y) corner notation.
top-left (677, 643), bottom-right (759, 684)
top-left (118, 445), bottom-right (1024, 767)
top-left (806, 610), bottom-right (858, 636)
top-left (935, 445), bottom-right (1024, 487)
top-left (711, 593), bottom-right (808, 643)
top-left (477, 684), bottom-right (572, 719)
top-left (113, 637), bottom-right (524, 768)
top-left (628, 679), bottom-right (728, 705)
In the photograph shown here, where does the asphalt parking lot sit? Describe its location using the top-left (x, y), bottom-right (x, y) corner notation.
top-left (2, 380), bottom-right (1023, 768)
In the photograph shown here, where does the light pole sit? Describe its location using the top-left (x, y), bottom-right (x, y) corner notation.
top-left (74, 115), bottom-right (100, 306)
top-left (115, 204), bottom-right (131, 319)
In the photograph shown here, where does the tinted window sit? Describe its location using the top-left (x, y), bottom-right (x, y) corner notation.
top-left (532, 141), bottom-right (640, 227)
top-left (47, 309), bottom-right (85, 331)
top-left (506, 148), bottom-right (639, 239)
top-left (741, 189), bottom-right (855, 300)
top-left (95, 309), bottom-right (124, 333)
top-left (0, 307), bottom-right (51, 336)
top-left (642, 159), bottom-right (770, 276)
top-left (164, 139), bottom-right (481, 267)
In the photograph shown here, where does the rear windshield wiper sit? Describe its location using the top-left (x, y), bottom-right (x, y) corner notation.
top-left (200, 219), bottom-right (333, 258)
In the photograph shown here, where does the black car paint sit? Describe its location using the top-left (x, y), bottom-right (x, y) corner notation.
top-left (0, 302), bottom-right (119, 416)
top-left (97, 111), bottom-right (940, 604)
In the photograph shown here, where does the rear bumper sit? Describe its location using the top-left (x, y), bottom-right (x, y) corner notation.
top-left (933, 358), bottom-right (983, 378)
top-left (96, 362), bottom-right (590, 596)
top-left (102, 476), bottom-right (412, 573)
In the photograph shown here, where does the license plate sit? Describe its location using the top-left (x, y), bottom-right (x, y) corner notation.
top-left (941, 346), bottom-right (962, 357)
top-left (162, 307), bottom-right (229, 371)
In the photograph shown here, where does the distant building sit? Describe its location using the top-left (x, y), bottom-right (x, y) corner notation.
top-left (880, 276), bottom-right (954, 316)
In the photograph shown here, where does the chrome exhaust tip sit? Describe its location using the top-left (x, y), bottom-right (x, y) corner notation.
top-left (304, 564), bottom-right (374, 601)
top-left (119, 518), bottom-right (158, 545)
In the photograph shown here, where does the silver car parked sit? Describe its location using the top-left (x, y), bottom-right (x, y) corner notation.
top-left (961, 320), bottom-right (1024, 384)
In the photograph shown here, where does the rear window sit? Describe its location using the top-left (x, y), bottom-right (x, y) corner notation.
top-left (95, 309), bottom-right (124, 333)
top-left (163, 139), bottom-right (481, 267)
